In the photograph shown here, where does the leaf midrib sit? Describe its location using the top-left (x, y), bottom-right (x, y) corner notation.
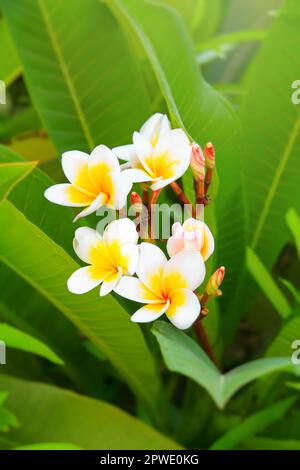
top-left (37, 0), bottom-right (95, 150)
top-left (251, 114), bottom-right (300, 249)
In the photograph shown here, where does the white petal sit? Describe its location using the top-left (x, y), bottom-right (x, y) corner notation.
top-left (151, 175), bottom-right (179, 191)
top-left (166, 236), bottom-right (184, 258)
top-left (73, 227), bottom-right (102, 264)
top-left (113, 144), bottom-right (137, 162)
top-left (136, 243), bottom-right (167, 296)
top-left (114, 276), bottom-right (161, 303)
top-left (73, 193), bottom-right (108, 222)
top-left (140, 113), bottom-right (171, 145)
top-left (106, 172), bottom-right (132, 210)
top-left (132, 132), bottom-right (153, 174)
top-left (103, 218), bottom-right (138, 246)
top-left (89, 144), bottom-right (120, 174)
top-left (100, 268), bottom-right (122, 296)
top-left (121, 243), bottom-right (139, 275)
top-left (61, 151), bottom-right (89, 184)
top-left (121, 168), bottom-right (153, 184)
top-left (67, 266), bottom-right (103, 294)
top-left (44, 184), bottom-right (93, 207)
top-left (131, 300), bottom-right (170, 324)
top-left (167, 289), bottom-right (200, 330)
top-left (163, 250), bottom-right (205, 293)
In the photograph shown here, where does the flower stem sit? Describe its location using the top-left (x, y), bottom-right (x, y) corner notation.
top-left (148, 189), bottom-right (161, 241)
top-left (170, 181), bottom-right (196, 217)
top-left (193, 319), bottom-right (220, 369)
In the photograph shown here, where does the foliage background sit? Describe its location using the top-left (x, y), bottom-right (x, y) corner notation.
top-left (0, 0), bottom-right (300, 450)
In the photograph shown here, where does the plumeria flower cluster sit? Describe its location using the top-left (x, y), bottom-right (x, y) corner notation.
top-left (45, 113), bottom-right (223, 330)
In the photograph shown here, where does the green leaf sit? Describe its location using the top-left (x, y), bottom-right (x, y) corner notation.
top-left (241, 0), bottom-right (300, 267)
top-left (2, 0), bottom-right (151, 153)
top-left (243, 437), bottom-right (300, 450)
top-left (267, 304), bottom-right (300, 358)
top-left (0, 375), bottom-right (181, 450)
top-left (286, 208), bottom-right (300, 259)
top-left (0, 323), bottom-right (63, 365)
top-left (14, 442), bottom-right (83, 450)
top-left (0, 391), bottom-right (19, 433)
top-left (247, 247), bottom-right (291, 319)
top-left (0, 160), bottom-right (37, 203)
top-left (0, 16), bottom-right (21, 85)
top-left (152, 321), bottom-right (292, 409)
top-left (0, 199), bottom-right (160, 412)
top-left (210, 397), bottom-right (296, 450)
top-left (279, 278), bottom-right (300, 304)
top-left (197, 29), bottom-right (267, 65)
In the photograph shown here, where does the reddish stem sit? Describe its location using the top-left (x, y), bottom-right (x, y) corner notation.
top-left (170, 181), bottom-right (196, 217)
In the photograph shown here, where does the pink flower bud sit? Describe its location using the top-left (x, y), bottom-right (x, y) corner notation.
top-left (130, 192), bottom-right (143, 215)
top-left (204, 142), bottom-right (215, 169)
top-left (206, 267), bottom-right (225, 297)
top-left (190, 143), bottom-right (205, 182)
top-left (167, 218), bottom-right (214, 262)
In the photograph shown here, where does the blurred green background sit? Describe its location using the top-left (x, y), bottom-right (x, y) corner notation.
top-left (0, 0), bottom-right (300, 451)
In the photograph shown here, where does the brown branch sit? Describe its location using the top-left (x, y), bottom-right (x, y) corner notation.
top-left (170, 181), bottom-right (196, 217)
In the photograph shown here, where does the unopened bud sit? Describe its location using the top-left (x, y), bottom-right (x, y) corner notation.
top-left (204, 142), bottom-right (215, 169)
top-left (206, 266), bottom-right (225, 297)
top-left (190, 143), bottom-right (205, 182)
top-left (130, 192), bottom-right (143, 215)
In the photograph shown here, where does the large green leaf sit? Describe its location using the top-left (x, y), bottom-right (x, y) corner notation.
top-left (152, 321), bottom-right (292, 409)
top-left (247, 247), bottom-right (291, 319)
top-left (210, 397), bottom-right (296, 450)
top-left (267, 304), bottom-right (300, 357)
top-left (2, 0), bottom-right (151, 153)
top-left (241, 0), bottom-right (300, 267)
top-left (286, 208), bottom-right (300, 259)
top-left (243, 437), bottom-right (300, 450)
top-left (0, 199), bottom-right (160, 412)
top-left (0, 160), bottom-right (37, 203)
top-left (0, 145), bottom-right (160, 412)
top-left (0, 16), bottom-right (21, 85)
top-left (0, 323), bottom-right (63, 365)
top-left (0, 375), bottom-right (181, 450)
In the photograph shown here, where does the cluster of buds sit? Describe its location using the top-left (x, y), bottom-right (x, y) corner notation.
top-left (206, 267), bottom-right (225, 298)
top-left (130, 191), bottom-right (143, 216)
top-left (190, 141), bottom-right (216, 206)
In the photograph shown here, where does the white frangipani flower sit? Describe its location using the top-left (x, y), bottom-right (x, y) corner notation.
top-left (67, 219), bottom-right (139, 297)
top-left (44, 145), bottom-right (132, 221)
top-left (115, 243), bottom-right (205, 330)
top-left (113, 113), bottom-right (191, 191)
top-left (167, 218), bottom-right (214, 262)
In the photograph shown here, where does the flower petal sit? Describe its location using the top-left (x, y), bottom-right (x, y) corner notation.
top-left (67, 266), bottom-right (106, 294)
top-left (120, 243), bottom-right (139, 275)
top-left (100, 268), bottom-right (122, 296)
top-left (62, 151), bottom-right (96, 195)
top-left (114, 276), bottom-right (162, 303)
top-left (106, 172), bottom-right (132, 210)
top-left (163, 250), bottom-right (205, 293)
top-left (121, 168), bottom-right (154, 184)
top-left (136, 243), bottom-right (167, 297)
top-left (44, 184), bottom-right (94, 207)
top-left (140, 113), bottom-right (171, 146)
top-left (131, 300), bottom-right (170, 324)
top-left (166, 289), bottom-right (200, 330)
top-left (166, 236), bottom-right (184, 258)
top-left (133, 132), bottom-right (154, 175)
top-left (113, 144), bottom-right (137, 163)
top-left (88, 145), bottom-right (120, 191)
top-left (73, 227), bottom-right (102, 264)
top-left (73, 193), bottom-right (108, 222)
top-left (103, 218), bottom-right (138, 246)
